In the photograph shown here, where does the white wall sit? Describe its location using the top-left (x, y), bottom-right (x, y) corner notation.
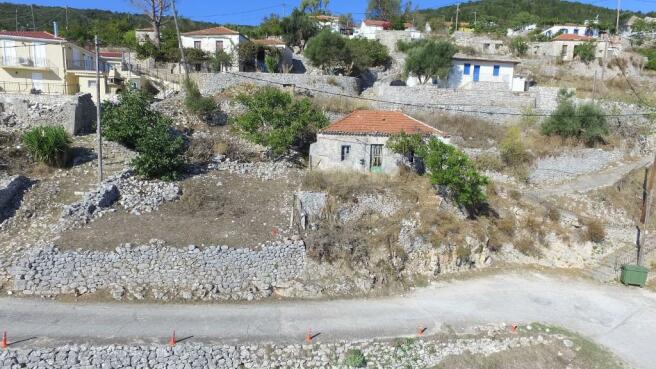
top-left (354, 23), bottom-right (383, 39)
top-left (448, 60), bottom-right (515, 90)
top-left (543, 25), bottom-right (598, 38)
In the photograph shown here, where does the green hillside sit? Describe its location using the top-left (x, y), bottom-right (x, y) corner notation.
top-left (0, 2), bottom-right (256, 47)
top-left (417, 0), bottom-right (649, 32)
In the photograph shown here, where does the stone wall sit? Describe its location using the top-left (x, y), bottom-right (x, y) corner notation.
top-left (0, 175), bottom-right (30, 223)
top-left (9, 240), bottom-right (305, 301)
top-left (0, 93), bottom-right (95, 135)
top-left (192, 72), bottom-right (361, 97)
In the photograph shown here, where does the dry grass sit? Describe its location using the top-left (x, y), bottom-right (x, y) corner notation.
top-left (311, 95), bottom-right (371, 114)
top-left (594, 168), bottom-right (656, 228)
top-left (409, 112), bottom-right (507, 149)
top-left (515, 237), bottom-right (542, 257)
top-left (583, 218), bottom-right (606, 243)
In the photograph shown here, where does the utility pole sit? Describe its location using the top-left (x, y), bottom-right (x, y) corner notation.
top-left (637, 153), bottom-right (656, 266)
top-left (30, 4), bottom-right (36, 31)
top-left (592, 70), bottom-right (597, 102)
top-left (171, 0), bottom-right (188, 79)
top-left (94, 35), bottom-right (104, 184)
top-left (455, 3), bottom-right (460, 32)
top-left (65, 6), bottom-right (69, 30)
top-left (600, 34), bottom-right (609, 83)
top-left (473, 11), bottom-right (477, 27)
top-left (616, 0), bottom-right (621, 35)
top-left (15, 9), bottom-right (18, 31)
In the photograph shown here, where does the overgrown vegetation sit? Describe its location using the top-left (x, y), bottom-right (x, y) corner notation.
top-left (183, 78), bottom-right (217, 118)
top-left (509, 37), bottom-right (528, 57)
top-left (102, 88), bottom-right (185, 180)
top-left (541, 90), bottom-right (609, 146)
top-left (344, 349), bottom-right (367, 368)
top-left (574, 41), bottom-right (597, 64)
top-left (232, 87), bottom-right (328, 156)
top-left (401, 39), bottom-right (457, 84)
top-left (304, 30), bottom-right (389, 76)
top-left (22, 126), bottom-right (71, 167)
top-left (583, 218), bottom-right (606, 243)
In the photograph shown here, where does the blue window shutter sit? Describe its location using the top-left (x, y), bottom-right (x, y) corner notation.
top-left (463, 63), bottom-right (470, 75)
top-left (493, 65), bottom-right (500, 76)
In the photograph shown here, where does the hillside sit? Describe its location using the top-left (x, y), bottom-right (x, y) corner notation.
top-left (417, 0), bottom-right (648, 31)
top-left (0, 2), bottom-right (256, 46)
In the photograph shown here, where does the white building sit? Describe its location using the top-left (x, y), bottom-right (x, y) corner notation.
top-left (309, 110), bottom-right (447, 175)
top-left (135, 28), bottom-right (158, 45)
top-left (354, 19), bottom-right (419, 40)
top-left (313, 15), bottom-right (341, 33)
top-left (181, 26), bottom-right (248, 71)
top-left (542, 24), bottom-right (598, 38)
top-left (447, 54), bottom-right (524, 91)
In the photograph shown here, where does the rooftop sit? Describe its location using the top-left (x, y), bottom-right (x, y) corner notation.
top-left (0, 31), bottom-right (64, 41)
top-left (320, 110), bottom-right (446, 137)
top-left (363, 19), bottom-right (415, 30)
top-left (452, 53), bottom-right (521, 64)
top-left (552, 34), bottom-right (594, 42)
top-left (99, 51), bottom-right (123, 58)
top-left (183, 26), bottom-right (240, 36)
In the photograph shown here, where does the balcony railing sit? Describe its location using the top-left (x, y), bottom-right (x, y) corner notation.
top-left (0, 56), bottom-right (55, 70)
top-left (0, 81), bottom-right (79, 95)
top-left (67, 59), bottom-right (111, 72)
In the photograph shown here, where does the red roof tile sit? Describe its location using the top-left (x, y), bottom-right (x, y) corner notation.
top-left (321, 110), bottom-right (446, 137)
top-left (364, 19), bottom-right (391, 28)
top-left (553, 34), bottom-right (594, 42)
top-left (183, 26), bottom-right (240, 36)
top-left (0, 31), bottom-right (64, 40)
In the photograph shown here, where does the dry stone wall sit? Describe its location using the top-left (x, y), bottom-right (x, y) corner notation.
top-left (0, 93), bottom-right (95, 135)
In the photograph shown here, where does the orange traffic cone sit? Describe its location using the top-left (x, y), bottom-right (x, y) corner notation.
top-left (1, 331), bottom-right (7, 350)
top-left (305, 328), bottom-right (313, 344)
top-left (168, 330), bottom-right (176, 346)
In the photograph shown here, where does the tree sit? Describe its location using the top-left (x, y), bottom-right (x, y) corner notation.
top-left (404, 40), bottom-right (457, 84)
top-left (339, 13), bottom-right (354, 28)
top-left (281, 8), bottom-right (319, 50)
top-left (300, 0), bottom-right (330, 15)
top-left (541, 94), bottom-right (609, 146)
top-left (232, 87), bottom-right (328, 156)
top-left (509, 37), bottom-right (528, 56)
top-left (304, 29), bottom-right (351, 73)
top-left (367, 0), bottom-right (401, 21)
top-left (346, 37), bottom-right (389, 73)
top-left (211, 50), bottom-right (233, 72)
top-left (102, 88), bottom-right (159, 149)
top-left (131, 117), bottom-right (185, 181)
top-left (129, 0), bottom-right (169, 49)
top-left (574, 41), bottom-right (597, 64)
top-left (259, 15), bottom-right (284, 36)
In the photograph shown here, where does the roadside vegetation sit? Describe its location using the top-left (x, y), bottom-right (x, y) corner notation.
top-left (22, 126), bottom-right (72, 168)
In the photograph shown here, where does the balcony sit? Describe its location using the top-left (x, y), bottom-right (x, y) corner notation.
top-left (0, 56), bottom-right (55, 71)
top-left (67, 59), bottom-right (110, 73)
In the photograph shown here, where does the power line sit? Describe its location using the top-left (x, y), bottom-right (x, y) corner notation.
top-left (221, 71), bottom-right (656, 118)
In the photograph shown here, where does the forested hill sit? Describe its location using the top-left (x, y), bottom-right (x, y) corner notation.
top-left (417, 0), bottom-right (653, 31)
top-left (0, 2), bottom-right (255, 47)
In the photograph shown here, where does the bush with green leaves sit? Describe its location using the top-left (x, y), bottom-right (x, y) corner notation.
top-left (343, 349), bottom-right (366, 368)
top-left (500, 126), bottom-right (532, 166)
top-left (265, 54), bottom-right (279, 73)
top-left (22, 126), bottom-right (71, 167)
top-left (281, 8), bottom-right (319, 50)
top-left (541, 95), bottom-right (609, 146)
top-left (101, 88), bottom-right (158, 149)
top-left (211, 50), bottom-right (233, 72)
top-left (183, 78), bottom-right (217, 118)
top-left (131, 118), bottom-right (185, 181)
top-left (574, 41), bottom-right (597, 64)
top-left (509, 37), bottom-right (528, 56)
top-left (403, 40), bottom-right (457, 84)
top-left (387, 133), bottom-right (489, 212)
top-left (305, 30), bottom-right (389, 75)
top-left (232, 86), bottom-right (328, 156)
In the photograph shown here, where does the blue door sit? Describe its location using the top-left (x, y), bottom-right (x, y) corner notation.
top-left (473, 65), bottom-right (480, 82)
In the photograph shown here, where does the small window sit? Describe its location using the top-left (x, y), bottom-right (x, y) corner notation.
top-left (483, 43), bottom-right (490, 49)
top-left (216, 40), bottom-right (224, 50)
top-left (493, 65), bottom-right (500, 76)
top-left (560, 28), bottom-right (568, 34)
top-left (463, 63), bottom-right (471, 75)
top-left (573, 29), bottom-right (579, 35)
top-left (341, 145), bottom-right (351, 161)
top-left (194, 41), bottom-right (201, 49)
top-left (87, 80), bottom-right (96, 88)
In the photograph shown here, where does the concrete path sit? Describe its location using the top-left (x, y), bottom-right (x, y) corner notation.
top-left (1, 273), bottom-right (655, 369)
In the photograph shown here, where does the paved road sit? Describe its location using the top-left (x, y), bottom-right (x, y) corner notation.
top-left (1, 273), bottom-right (655, 369)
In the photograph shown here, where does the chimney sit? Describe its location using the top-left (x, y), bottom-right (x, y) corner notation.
top-left (53, 21), bottom-right (59, 37)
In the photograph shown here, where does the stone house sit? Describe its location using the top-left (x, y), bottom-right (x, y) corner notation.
top-left (181, 26), bottom-right (248, 72)
top-left (446, 54), bottom-right (524, 91)
top-left (530, 34), bottom-right (621, 62)
top-left (0, 30), bottom-right (117, 101)
top-left (309, 110), bottom-right (447, 175)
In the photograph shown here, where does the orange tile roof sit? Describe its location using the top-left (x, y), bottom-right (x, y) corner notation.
top-left (0, 31), bottom-right (64, 41)
top-left (183, 26), bottom-right (240, 36)
top-left (321, 110), bottom-right (446, 137)
top-left (364, 19), bottom-right (390, 28)
top-left (553, 34), bottom-right (594, 41)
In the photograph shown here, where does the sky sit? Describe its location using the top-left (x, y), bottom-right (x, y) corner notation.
top-left (4, 0), bottom-right (656, 25)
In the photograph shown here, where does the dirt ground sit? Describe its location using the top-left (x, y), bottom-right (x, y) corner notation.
top-left (55, 171), bottom-right (298, 250)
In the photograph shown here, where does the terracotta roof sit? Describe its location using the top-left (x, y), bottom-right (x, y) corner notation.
top-left (553, 34), bottom-right (594, 42)
top-left (320, 110), bottom-right (446, 137)
top-left (183, 26), bottom-right (240, 36)
top-left (364, 19), bottom-right (390, 28)
top-left (252, 38), bottom-right (286, 46)
top-left (99, 51), bottom-right (123, 58)
top-left (0, 31), bottom-right (64, 41)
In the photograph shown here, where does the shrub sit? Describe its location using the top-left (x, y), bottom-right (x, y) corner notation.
top-left (546, 206), bottom-right (561, 222)
top-left (210, 50), bottom-right (233, 72)
top-left (456, 245), bottom-right (472, 260)
top-left (347, 37), bottom-right (389, 71)
top-left (183, 78), bottom-right (217, 118)
top-left (304, 30), bottom-right (389, 75)
top-left (510, 37), bottom-right (528, 56)
top-left (584, 219), bottom-right (606, 243)
top-left (344, 349), bottom-right (366, 368)
top-left (515, 237), bottom-right (542, 257)
top-left (500, 126), bottom-right (532, 167)
top-left (264, 54), bottom-right (279, 73)
top-left (232, 86), bottom-right (328, 156)
top-left (102, 88), bottom-right (158, 149)
top-left (131, 118), bottom-right (185, 181)
top-left (22, 126), bottom-right (71, 167)
top-left (574, 41), bottom-right (597, 64)
top-left (541, 96), bottom-right (609, 146)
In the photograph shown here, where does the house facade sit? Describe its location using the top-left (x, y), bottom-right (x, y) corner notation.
top-left (181, 26), bottom-right (247, 71)
top-left (542, 24), bottom-right (598, 38)
top-left (447, 54), bottom-right (523, 91)
top-left (354, 20), bottom-right (420, 40)
top-left (530, 34), bottom-right (621, 62)
top-left (309, 110), bottom-right (447, 175)
top-left (0, 30), bottom-right (115, 100)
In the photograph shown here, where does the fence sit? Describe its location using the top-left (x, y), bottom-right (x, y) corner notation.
top-left (127, 62), bottom-right (184, 85)
top-left (0, 81), bottom-right (78, 95)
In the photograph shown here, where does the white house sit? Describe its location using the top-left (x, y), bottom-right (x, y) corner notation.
top-left (181, 26), bottom-right (248, 71)
top-left (447, 54), bottom-right (523, 91)
top-left (354, 19), bottom-right (419, 40)
top-left (313, 15), bottom-right (341, 33)
top-left (309, 110), bottom-right (447, 175)
top-left (542, 24), bottom-right (598, 38)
